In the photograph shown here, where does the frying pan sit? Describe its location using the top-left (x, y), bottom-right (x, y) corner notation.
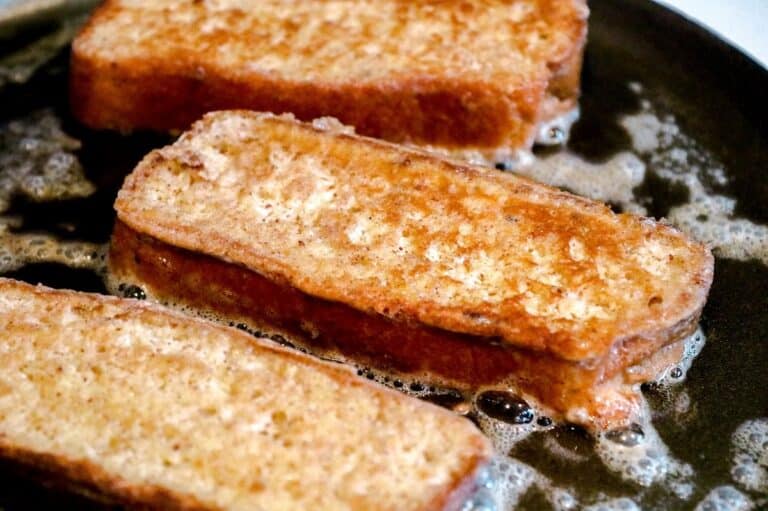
top-left (0, 0), bottom-right (766, 509)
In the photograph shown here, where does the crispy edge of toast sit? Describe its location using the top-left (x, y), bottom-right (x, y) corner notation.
top-left (0, 443), bottom-right (214, 511)
top-left (0, 278), bottom-right (491, 511)
top-left (69, 0), bottom-right (587, 156)
top-left (114, 111), bottom-right (715, 363)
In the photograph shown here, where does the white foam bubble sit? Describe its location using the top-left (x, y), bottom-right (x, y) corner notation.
top-left (693, 485), bottom-right (754, 511)
top-left (0, 225), bottom-right (106, 274)
top-left (0, 109), bottom-right (95, 213)
top-left (513, 151), bottom-right (648, 214)
top-left (627, 81), bottom-right (643, 94)
top-left (730, 418), bottom-right (768, 494)
top-left (535, 107), bottom-right (580, 146)
top-left (486, 456), bottom-right (538, 510)
top-left (595, 401), bottom-right (694, 496)
top-left (667, 186), bottom-right (768, 265)
top-left (654, 327), bottom-right (706, 385)
top-left (622, 111), bottom-right (680, 154)
top-left (463, 455), bottom-right (579, 511)
top-left (475, 410), bottom-right (539, 456)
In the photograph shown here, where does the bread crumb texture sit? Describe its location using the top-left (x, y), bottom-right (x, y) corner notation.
top-left (0, 278), bottom-right (488, 511)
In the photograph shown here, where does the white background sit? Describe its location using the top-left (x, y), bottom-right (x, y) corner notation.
top-left (653, 0), bottom-right (768, 69)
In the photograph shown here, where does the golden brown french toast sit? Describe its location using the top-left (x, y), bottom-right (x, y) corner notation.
top-left (70, 0), bottom-right (587, 162)
top-left (0, 277), bottom-right (489, 511)
top-left (109, 111), bottom-right (714, 429)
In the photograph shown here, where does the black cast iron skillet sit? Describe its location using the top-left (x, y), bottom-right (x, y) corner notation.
top-left (0, 0), bottom-right (766, 509)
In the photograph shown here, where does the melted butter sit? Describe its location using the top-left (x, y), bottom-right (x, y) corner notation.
top-left (0, 109), bottom-right (95, 212)
top-left (730, 418), bottom-right (768, 495)
top-left (693, 486), bottom-right (754, 511)
top-left (0, 223), bottom-right (106, 274)
top-left (0, 110), bottom-right (103, 274)
top-left (514, 150), bottom-right (647, 214)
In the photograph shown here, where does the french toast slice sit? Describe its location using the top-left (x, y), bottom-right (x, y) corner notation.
top-left (110, 111), bottom-right (714, 429)
top-left (0, 277), bottom-right (490, 511)
top-left (70, 0), bottom-right (587, 162)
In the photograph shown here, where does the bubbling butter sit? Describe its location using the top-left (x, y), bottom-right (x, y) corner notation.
top-left (730, 419), bottom-right (768, 494)
top-left (0, 225), bottom-right (106, 274)
top-left (693, 486), bottom-right (754, 511)
top-left (0, 109), bottom-right (95, 213)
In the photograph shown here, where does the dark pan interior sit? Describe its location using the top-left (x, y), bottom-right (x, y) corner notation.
top-left (0, 0), bottom-right (766, 509)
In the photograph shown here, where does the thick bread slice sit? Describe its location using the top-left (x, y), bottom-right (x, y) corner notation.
top-left (0, 278), bottom-right (490, 511)
top-left (70, 0), bottom-right (587, 161)
top-left (111, 111), bottom-right (714, 428)
top-left (115, 111), bottom-right (713, 362)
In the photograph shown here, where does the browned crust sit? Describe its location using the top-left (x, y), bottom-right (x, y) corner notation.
top-left (0, 442), bottom-right (216, 510)
top-left (70, 47), bottom-right (542, 150)
top-left (69, 0), bottom-right (586, 153)
top-left (108, 221), bottom-right (705, 429)
top-left (0, 278), bottom-right (491, 511)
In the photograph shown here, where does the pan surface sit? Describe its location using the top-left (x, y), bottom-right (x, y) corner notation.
top-left (0, 0), bottom-right (766, 509)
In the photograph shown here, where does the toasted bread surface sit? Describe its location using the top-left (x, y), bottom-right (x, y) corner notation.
top-left (114, 111), bottom-right (713, 365)
top-left (0, 278), bottom-right (490, 511)
top-left (70, 0), bottom-right (587, 158)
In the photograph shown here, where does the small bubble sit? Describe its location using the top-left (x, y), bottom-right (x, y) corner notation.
top-left (409, 382), bottom-right (425, 392)
top-left (122, 285), bottom-right (146, 300)
top-left (547, 126), bottom-right (565, 143)
top-left (461, 494), bottom-right (495, 511)
top-left (647, 448), bottom-right (662, 459)
top-left (605, 423), bottom-right (645, 447)
top-left (670, 367), bottom-right (683, 378)
top-left (476, 390), bottom-right (534, 424)
top-left (476, 467), bottom-right (494, 489)
top-left (537, 416), bottom-right (553, 427)
top-left (731, 465), bottom-right (751, 481)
